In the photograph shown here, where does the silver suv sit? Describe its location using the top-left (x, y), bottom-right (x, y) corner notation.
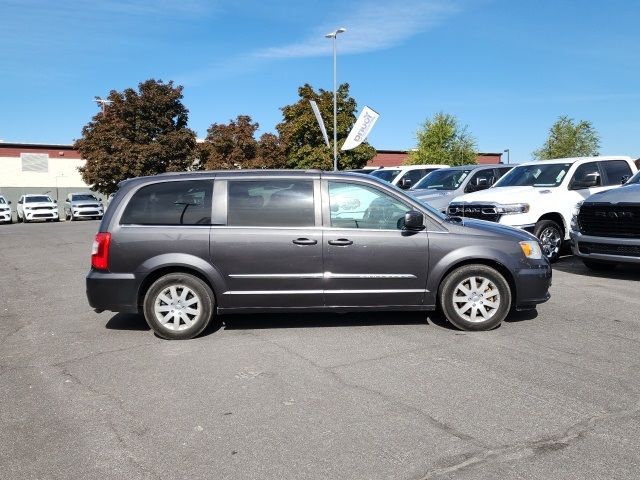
top-left (86, 170), bottom-right (551, 339)
top-left (64, 192), bottom-right (104, 221)
top-left (409, 165), bottom-right (513, 212)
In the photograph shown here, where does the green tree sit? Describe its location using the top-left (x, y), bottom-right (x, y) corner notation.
top-left (533, 116), bottom-right (600, 159)
top-left (199, 115), bottom-right (259, 170)
top-left (198, 116), bottom-right (288, 170)
top-left (406, 112), bottom-right (476, 166)
top-left (276, 83), bottom-right (376, 170)
top-left (76, 79), bottom-right (197, 195)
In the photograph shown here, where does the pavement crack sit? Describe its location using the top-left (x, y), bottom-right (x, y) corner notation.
top-left (415, 401), bottom-right (640, 479)
top-left (248, 332), bottom-right (486, 448)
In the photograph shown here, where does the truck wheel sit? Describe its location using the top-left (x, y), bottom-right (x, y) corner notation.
top-left (534, 220), bottom-right (563, 263)
top-left (439, 264), bottom-right (512, 331)
top-left (143, 273), bottom-right (215, 340)
top-left (583, 259), bottom-right (616, 272)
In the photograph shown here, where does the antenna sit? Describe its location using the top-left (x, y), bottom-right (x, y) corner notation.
top-left (94, 96), bottom-right (112, 113)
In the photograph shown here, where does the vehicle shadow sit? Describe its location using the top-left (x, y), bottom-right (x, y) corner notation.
top-left (222, 311), bottom-right (429, 330)
top-left (105, 312), bottom-right (150, 331)
top-left (553, 255), bottom-right (640, 281)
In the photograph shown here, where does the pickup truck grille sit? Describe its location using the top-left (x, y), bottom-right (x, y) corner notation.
top-left (447, 204), bottom-right (501, 222)
top-left (32, 206), bottom-right (54, 210)
top-left (578, 242), bottom-right (640, 257)
top-left (578, 204), bottom-right (640, 238)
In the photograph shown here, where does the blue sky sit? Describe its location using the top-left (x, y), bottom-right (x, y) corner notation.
top-left (1, 0), bottom-right (639, 162)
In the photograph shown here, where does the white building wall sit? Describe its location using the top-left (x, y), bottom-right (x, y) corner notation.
top-left (0, 155), bottom-right (88, 188)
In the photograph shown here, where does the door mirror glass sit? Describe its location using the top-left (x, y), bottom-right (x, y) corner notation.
top-left (399, 178), bottom-right (412, 189)
top-left (403, 210), bottom-right (425, 231)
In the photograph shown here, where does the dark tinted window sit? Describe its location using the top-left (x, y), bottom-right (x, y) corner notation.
top-left (26, 196), bottom-right (53, 203)
top-left (465, 170), bottom-right (496, 192)
top-left (601, 160), bottom-right (632, 186)
top-left (121, 180), bottom-right (213, 225)
top-left (227, 180), bottom-right (314, 227)
top-left (570, 162), bottom-right (601, 189)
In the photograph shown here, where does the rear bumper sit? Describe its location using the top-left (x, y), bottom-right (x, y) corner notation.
top-left (570, 231), bottom-right (640, 265)
top-left (514, 264), bottom-right (552, 309)
top-left (86, 270), bottom-right (139, 313)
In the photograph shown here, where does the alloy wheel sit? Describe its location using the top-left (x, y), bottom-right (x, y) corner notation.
top-left (153, 285), bottom-right (202, 331)
top-left (451, 276), bottom-right (501, 323)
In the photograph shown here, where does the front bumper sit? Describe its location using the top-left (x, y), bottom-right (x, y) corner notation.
top-left (514, 263), bottom-right (552, 309)
top-left (0, 211), bottom-right (11, 222)
top-left (570, 230), bottom-right (640, 265)
top-left (86, 270), bottom-right (140, 313)
top-left (25, 210), bottom-right (58, 220)
top-left (72, 206), bottom-right (104, 218)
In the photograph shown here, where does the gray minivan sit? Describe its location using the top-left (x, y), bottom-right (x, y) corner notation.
top-left (86, 170), bottom-right (551, 339)
top-left (409, 165), bottom-right (513, 213)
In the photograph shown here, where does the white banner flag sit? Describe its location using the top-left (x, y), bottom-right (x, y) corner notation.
top-left (309, 100), bottom-right (330, 148)
top-left (341, 106), bottom-right (379, 151)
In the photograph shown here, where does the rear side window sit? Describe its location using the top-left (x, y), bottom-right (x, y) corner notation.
top-left (227, 180), bottom-right (314, 227)
top-left (601, 160), bottom-right (632, 186)
top-left (120, 180), bottom-right (213, 225)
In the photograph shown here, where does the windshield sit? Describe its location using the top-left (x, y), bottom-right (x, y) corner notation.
top-left (72, 194), bottom-right (98, 201)
top-left (370, 169), bottom-right (401, 182)
top-left (626, 171), bottom-right (640, 184)
top-left (412, 169), bottom-right (472, 190)
top-left (494, 163), bottom-right (572, 188)
top-left (26, 196), bottom-right (53, 203)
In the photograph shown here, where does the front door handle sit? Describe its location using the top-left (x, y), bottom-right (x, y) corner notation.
top-left (328, 238), bottom-right (353, 246)
top-left (293, 238), bottom-right (318, 245)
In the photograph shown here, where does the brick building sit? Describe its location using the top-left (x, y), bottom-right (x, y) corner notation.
top-left (368, 150), bottom-right (505, 168)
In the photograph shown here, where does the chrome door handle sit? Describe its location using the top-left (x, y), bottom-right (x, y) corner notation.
top-left (328, 238), bottom-right (353, 246)
top-left (292, 238), bottom-right (318, 245)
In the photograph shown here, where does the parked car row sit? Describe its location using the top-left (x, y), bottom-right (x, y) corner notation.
top-left (0, 192), bottom-right (104, 224)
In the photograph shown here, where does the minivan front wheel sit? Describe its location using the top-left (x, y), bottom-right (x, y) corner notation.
top-left (439, 265), bottom-right (512, 331)
top-left (143, 273), bottom-right (214, 340)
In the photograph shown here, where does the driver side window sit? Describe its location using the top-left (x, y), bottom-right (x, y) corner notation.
top-left (328, 182), bottom-right (409, 230)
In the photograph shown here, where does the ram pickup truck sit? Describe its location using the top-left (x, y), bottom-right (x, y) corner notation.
top-left (447, 156), bottom-right (637, 262)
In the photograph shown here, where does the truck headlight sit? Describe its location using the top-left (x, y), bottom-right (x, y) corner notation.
top-left (570, 201), bottom-right (583, 231)
top-left (496, 203), bottom-right (529, 215)
top-left (519, 241), bottom-right (542, 259)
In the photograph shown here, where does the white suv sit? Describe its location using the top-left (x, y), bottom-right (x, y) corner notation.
top-left (370, 165), bottom-right (449, 190)
top-left (16, 194), bottom-right (59, 223)
top-left (447, 156), bottom-right (637, 261)
top-left (0, 195), bottom-right (12, 224)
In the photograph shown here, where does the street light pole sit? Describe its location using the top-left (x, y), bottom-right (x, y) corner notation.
top-left (325, 27), bottom-right (346, 171)
top-left (503, 148), bottom-right (510, 164)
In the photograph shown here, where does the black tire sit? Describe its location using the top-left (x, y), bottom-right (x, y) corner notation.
top-left (534, 219), bottom-right (563, 263)
top-left (583, 259), bottom-right (616, 272)
top-left (439, 264), bottom-right (512, 331)
top-left (143, 273), bottom-right (215, 340)
top-left (70, 213), bottom-right (75, 222)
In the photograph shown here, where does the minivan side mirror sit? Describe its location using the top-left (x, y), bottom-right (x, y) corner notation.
top-left (400, 178), bottom-right (412, 189)
top-left (403, 210), bottom-right (425, 231)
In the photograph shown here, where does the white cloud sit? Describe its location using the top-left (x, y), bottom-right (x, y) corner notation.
top-left (253, 0), bottom-right (459, 59)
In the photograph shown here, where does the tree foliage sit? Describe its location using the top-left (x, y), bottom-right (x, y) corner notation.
top-left (533, 116), bottom-right (600, 160)
top-left (276, 83), bottom-right (376, 170)
top-left (198, 115), bottom-right (287, 170)
top-left (75, 79), bottom-right (197, 194)
top-left (406, 112), bottom-right (476, 166)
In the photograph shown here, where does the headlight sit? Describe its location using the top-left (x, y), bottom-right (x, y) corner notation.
top-left (496, 203), bottom-right (529, 215)
top-left (570, 201), bottom-right (583, 232)
top-left (519, 241), bottom-right (542, 259)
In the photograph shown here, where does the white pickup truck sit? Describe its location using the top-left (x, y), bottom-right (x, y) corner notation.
top-left (447, 156), bottom-right (637, 261)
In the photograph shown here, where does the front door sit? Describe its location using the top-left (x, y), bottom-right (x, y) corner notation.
top-left (210, 177), bottom-right (324, 309)
top-left (322, 180), bottom-right (430, 308)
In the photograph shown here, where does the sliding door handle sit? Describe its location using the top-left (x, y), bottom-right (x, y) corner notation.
top-left (328, 238), bottom-right (353, 246)
top-left (293, 238), bottom-right (318, 245)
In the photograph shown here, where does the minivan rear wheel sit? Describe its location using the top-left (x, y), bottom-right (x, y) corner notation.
top-left (143, 273), bottom-right (215, 340)
top-left (439, 265), bottom-right (512, 331)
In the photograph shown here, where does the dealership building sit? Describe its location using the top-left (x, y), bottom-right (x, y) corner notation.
top-left (0, 142), bottom-right (506, 209)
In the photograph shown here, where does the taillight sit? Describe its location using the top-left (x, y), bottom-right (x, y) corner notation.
top-left (91, 232), bottom-right (111, 270)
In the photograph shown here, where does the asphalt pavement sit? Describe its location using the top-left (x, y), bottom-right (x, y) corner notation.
top-left (1, 220), bottom-right (639, 479)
